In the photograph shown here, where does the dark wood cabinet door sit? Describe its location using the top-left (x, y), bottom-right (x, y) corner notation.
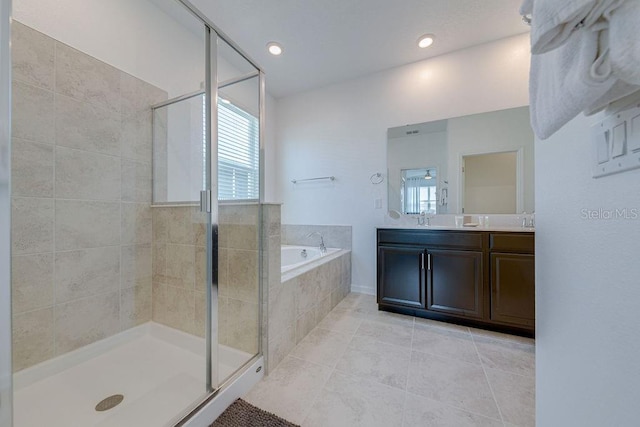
top-left (491, 253), bottom-right (535, 327)
top-left (377, 245), bottom-right (425, 309)
top-left (426, 249), bottom-right (483, 318)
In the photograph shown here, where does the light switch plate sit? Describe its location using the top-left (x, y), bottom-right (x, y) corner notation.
top-left (593, 102), bottom-right (640, 179)
top-left (611, 122), bottom-right (626, 158)
top-left (596, 129), bottom-right (610, 164)
top-left (629, 114), bottom-right (640, 153)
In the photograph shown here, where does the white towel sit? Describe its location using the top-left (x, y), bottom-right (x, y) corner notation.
top-left (610, 0), bottom-right (640, 85)
top-left (527, 0), bottom-right (625, 54)
top-left (529, 26), bottom-right (616, 139)
top-left (524, 0), bottom-right (638, 138)
top-left (439, 187), bottom-right (448, 207)
top-left (586, 78), bottom-right (640, 115)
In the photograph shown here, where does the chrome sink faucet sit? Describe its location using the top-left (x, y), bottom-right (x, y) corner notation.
top-left (521, 211), bottom-right (535, 228)
top-left (306, 231), bottom-right (327, 254)
top-left (417, 211), bottom-right (430, 226)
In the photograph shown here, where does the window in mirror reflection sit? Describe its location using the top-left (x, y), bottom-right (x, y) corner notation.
top-left (402, 168), bottom-right (438, 214)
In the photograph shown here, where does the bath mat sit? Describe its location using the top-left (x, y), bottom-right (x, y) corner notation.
top-left (210, 398), bottom-right (300, 427)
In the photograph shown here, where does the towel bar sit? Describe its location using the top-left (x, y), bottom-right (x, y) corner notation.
top-left (291, 176), bottom-right (335, 184)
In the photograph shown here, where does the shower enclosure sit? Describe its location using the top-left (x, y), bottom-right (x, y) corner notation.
top-left (4, 0), bottom-right (264, 425)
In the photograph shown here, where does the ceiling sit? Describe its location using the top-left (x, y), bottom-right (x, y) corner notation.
top-left (192, 0), bottom-right (529, 99)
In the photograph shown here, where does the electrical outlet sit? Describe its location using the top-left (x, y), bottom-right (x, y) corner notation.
top-left (374, 198), bottom-right (382, 209)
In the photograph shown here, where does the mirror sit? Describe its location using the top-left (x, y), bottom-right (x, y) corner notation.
top-left (387, 106), bottom-right (534, 215)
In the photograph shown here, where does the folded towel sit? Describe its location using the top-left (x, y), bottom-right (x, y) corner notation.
top-left (529, 26), bottom-right (616, 139)
top-left (585, 78), bottom-right (640, 115)
top-left (527, 0), bottom-right (625, 54)
top-left (610, 0), bottom-right (640, 85)
top-left (524, 0), bottom-right (639, 138)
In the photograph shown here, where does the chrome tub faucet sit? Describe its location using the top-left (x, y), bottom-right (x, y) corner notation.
top-left (306, 231), bottom-right (327, 254)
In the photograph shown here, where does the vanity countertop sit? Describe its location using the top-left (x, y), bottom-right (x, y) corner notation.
top-left (377, 225), bottom-right (535, 233)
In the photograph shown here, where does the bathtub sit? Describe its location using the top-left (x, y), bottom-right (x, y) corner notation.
top-left (281, 245), bottom-right (340, 274)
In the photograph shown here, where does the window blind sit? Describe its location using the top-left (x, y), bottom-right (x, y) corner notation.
top-left (217, 100), bottom-right (259, 201)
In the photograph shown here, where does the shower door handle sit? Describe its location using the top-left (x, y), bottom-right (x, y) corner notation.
top-left (200, 190), bottom-right (212, 213)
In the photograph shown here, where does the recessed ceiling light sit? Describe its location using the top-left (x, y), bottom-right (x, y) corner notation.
top-left (417, 34), bottom-right (435, 49)
top-left (266, 42), bottom-right (283, 56)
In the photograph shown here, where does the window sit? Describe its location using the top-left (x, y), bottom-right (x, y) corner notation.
top-left (217, 100), bottom-right (260, 201)
top-left (152, 94), bottom-right (259, 204)
top-left (402, 176), bottom-right (437, 214)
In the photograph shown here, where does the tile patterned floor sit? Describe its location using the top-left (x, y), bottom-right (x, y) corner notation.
top-left (245, 293), bottom-right (535, 427)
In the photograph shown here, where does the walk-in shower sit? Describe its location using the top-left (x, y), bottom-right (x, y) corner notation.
top-left (4, 0), bottom-right (264, 425)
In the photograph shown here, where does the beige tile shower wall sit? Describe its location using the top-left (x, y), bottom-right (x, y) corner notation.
top-left (151, 206), bottom-right (207, 337)
top-left (267, 251), bottom-right (351, 373)
top-left (219, 204), bottom-right (261, 355)
top-left (10, 22), bottom-right (166, 372)
top-left (151, 203), bottom-right (261, 357)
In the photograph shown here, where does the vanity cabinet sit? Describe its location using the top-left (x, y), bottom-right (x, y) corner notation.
top-left (427, 249), bottom-right (483, 318)
top-left (490, 234), bottom-right (535, 328)
top-left (377, 246), bottom-right (425, 309)
top-left (377, 228), bottom-right (534, 335)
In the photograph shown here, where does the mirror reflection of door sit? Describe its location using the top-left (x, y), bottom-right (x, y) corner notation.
top-left (402, 168), bottom-right (438, 214)
top-left (462, 151), bottom-right (517, 214)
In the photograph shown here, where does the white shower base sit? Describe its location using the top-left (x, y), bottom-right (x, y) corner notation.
top-left (13, 322), bottom-right (253, 427)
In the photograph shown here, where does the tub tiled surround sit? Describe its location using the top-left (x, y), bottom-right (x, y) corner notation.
top-left (10, 22), bottom-right (166, 371)
top-left (261, 204), bottom-right (282, 372)
top-left (152, 203), bottom-right (261, 356)
top-left (267, 223), bottom-right (352, 373)
top-left (282, 224), bottom-right (352, 250)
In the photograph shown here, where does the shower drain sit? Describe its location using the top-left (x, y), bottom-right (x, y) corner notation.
top-left (95, 394), bottom-right (124, 412)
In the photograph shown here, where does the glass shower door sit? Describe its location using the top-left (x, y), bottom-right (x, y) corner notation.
top-left (1, 0), bottom-right (13, 425)
top-left (213, 37), bottom-right (263, 388)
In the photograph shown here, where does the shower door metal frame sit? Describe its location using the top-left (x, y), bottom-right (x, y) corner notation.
top-left (0, 0), bottom-right (12, 425)
top-left (204, 24), bottom-right (219, 393)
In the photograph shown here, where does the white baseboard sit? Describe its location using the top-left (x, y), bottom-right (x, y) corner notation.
top-left (349, 284), bottom-right (375, 295)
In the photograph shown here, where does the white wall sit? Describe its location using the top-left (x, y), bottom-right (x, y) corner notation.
top-left (276, 33), bottom-right (530, 293)
top-left (264, 94), bottom-right (278, 202)
top-left (165, 96), bottom-right (206, 202)
top-left (536, 111), bottom-right (640, 425)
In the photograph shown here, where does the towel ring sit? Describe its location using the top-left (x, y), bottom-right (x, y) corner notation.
top-left (370, 172), bottom-right (384, 185)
